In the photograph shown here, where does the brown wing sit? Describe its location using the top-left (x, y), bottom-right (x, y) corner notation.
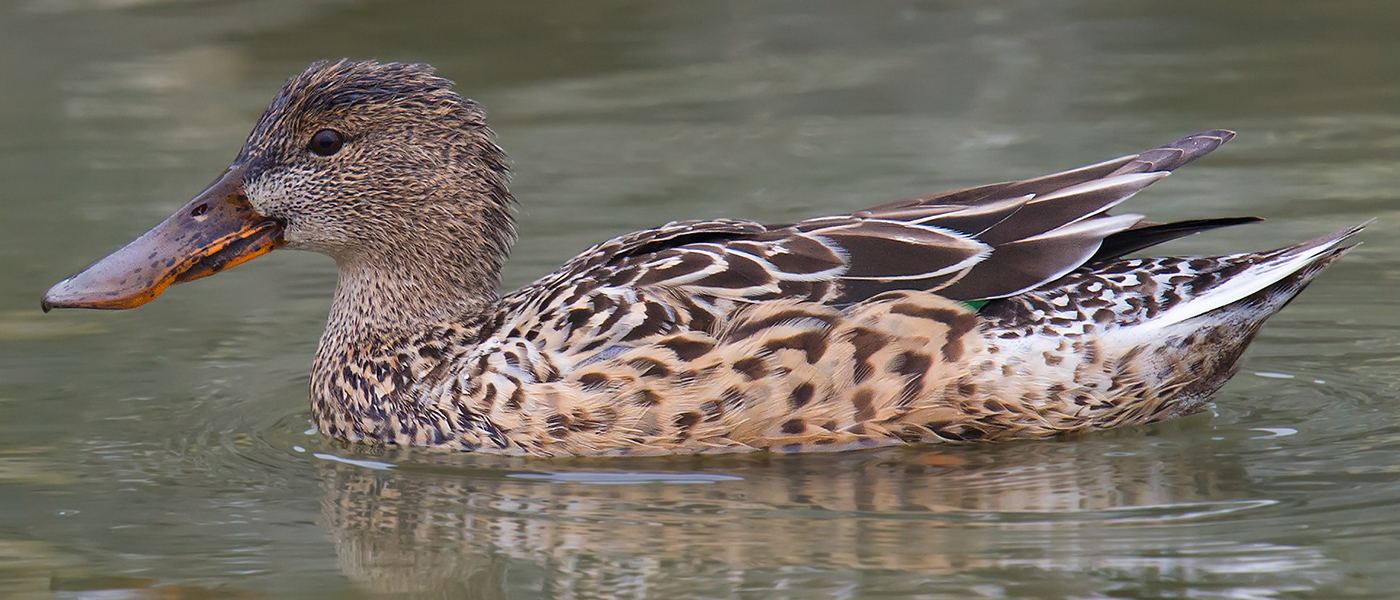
top-left (512, 130), bottom-right (1243, 311)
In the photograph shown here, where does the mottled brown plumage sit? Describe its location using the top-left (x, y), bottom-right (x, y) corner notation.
top-left (45, 60), bottom-right (1365, 456)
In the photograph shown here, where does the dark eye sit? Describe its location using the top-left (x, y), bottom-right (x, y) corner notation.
top-left (309, 129), bottom-right (344, 156)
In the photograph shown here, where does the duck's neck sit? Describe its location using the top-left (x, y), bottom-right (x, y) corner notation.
top-left (323, 186), bottom-right (515, 344)
top-left (308, 241), bottom-right (506, 444)
top-left (327, 255), bottom-right (500, 341)
top-left (309, 229), bottom-right (507, 436)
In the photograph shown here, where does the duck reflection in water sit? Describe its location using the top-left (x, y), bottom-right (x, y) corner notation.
top-left (314, 433), bottom-right (1322, 599)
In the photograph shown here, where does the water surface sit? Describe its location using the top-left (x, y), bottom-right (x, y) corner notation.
top-left (2, 1), bottom-right (1399, 598)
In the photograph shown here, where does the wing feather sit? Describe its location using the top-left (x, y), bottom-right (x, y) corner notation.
top-left (507, 130), bottom-right (1247, 321)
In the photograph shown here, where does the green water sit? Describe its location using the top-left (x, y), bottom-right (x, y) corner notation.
top-left (3, 1), bottom-right (1399, 598)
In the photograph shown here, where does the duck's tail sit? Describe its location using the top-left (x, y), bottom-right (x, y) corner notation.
top-left (1116, 221), bottom-right (1366, 336)
top-left (977, 222), bottom-right (1366, 430)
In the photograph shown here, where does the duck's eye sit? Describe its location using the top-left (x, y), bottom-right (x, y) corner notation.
top-left (309, 129), bottom-right (344, 156)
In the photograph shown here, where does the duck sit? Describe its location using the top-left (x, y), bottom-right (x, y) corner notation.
top-left (43, 60), bottom-right (1365, 456)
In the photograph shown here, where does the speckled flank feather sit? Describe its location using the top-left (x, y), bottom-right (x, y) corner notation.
top-left (194, 61), bottom-right (1362, 456)
top-left (314, 228), bottom-right (1356, 456)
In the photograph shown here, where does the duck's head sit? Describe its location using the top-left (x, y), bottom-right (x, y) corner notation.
top-left (43, 60), bottom-right (513, 316)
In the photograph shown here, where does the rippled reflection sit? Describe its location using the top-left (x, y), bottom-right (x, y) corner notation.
top-left (315, 436), bottom-right (1327, 598)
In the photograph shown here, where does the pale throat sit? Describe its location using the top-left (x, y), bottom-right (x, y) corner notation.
top-left (324, 243), bottom-right (503, 341)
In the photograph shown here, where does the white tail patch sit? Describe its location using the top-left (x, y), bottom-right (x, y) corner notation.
top-left (1134, 241), bottom-right (1345, 333)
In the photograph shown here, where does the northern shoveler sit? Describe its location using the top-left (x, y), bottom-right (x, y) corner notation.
top-left (43, 60), bottom-right (1365, 456)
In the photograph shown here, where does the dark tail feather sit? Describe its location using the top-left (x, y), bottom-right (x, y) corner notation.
top-left (1090, 216), bottom-right (1263, 264)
